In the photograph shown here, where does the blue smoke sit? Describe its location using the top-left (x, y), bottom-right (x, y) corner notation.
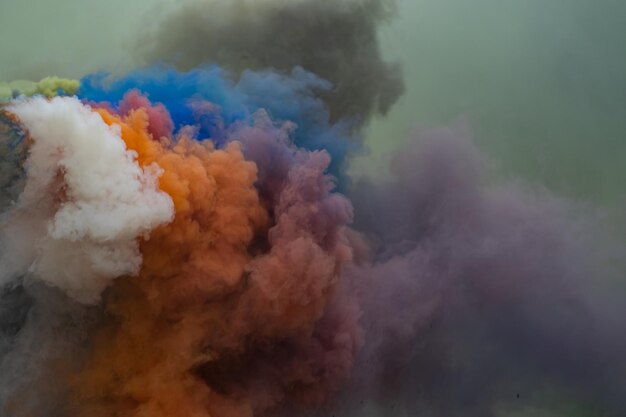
top-left (79, 65), bottom-right (357, 177)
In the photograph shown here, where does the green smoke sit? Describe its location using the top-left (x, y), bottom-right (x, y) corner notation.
top-left (0, 77), bottom-right (79, 101)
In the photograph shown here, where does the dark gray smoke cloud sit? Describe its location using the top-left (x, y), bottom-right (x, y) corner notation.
top-left (337, 123), bottom-right (626, 416)
top-left (141, 0), bottom-right (404, 123)
top-left (0, 283), bottom-right (97, 417)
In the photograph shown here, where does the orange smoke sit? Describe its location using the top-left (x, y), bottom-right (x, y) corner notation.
top-left (69, 102), bottom-right (360, 417)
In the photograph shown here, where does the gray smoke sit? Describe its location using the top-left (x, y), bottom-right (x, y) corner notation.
top-left (140, 0), bottom-right (404, 123)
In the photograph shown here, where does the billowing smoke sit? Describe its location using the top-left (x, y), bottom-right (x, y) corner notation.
top-left (0, 1), bottom-right (624, 417)
top-left (0, 69), bottom-right (362, 417)
top-left (140, 0), bottom-right (404, 122)
top-left (0, 78), bottom-right (79, 101)
top-left (343, 125), bottom-right (626, 416)
top-left (1, 97), bottom-right (173, 303)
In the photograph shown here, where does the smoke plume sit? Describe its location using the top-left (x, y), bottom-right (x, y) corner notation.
top-left (141, 0), bottom-right (404, 123)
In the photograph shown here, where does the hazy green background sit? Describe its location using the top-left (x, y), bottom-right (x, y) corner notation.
top-left (358, 0), bottom-right (626, 208)
top-left (1, 0), bottom-right (625, 206)
top-left (0, 0), bottom-right (168, 80)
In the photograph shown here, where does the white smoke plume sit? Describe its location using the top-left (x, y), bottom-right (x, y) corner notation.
top-left (0, 96), bottom-right (174, 304)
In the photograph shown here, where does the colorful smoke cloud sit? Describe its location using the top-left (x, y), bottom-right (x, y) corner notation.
top-left (0, 1), bottom-right (625, 417)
